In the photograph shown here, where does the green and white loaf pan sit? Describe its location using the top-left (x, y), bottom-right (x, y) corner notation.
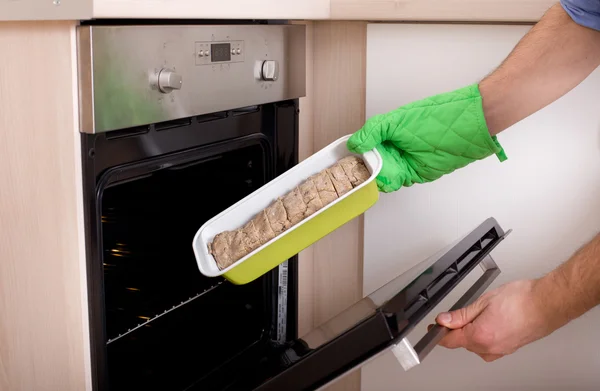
top-left (192, 134), bottom-right (383, 285)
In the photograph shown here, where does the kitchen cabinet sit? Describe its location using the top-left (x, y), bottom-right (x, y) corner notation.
top-left (0, 21), bottom-right (89, 391)
top-left (1, 0), bottom-right (558, 22)
top-left (0, 0), bottom-right (330, 21)
top-left (361, 22), bottom-right (600, 390)
top-left (93, 0), bottom-right (330, 20)
top-left (298, 21), bottom-right (367, 391)
top-left (330, 0), bottom-right (556, 21)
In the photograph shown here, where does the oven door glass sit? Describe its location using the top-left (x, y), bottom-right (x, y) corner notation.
top-left (97, 135), bottom-right (283, 391)
top-left (252, 218), bottom-right (509, 391)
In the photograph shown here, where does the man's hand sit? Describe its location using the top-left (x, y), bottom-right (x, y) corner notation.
top-left (346, 84), bottom-right (506, 193)
top-left (433, 233), bottom-right (600, 362)
top-left (432, 280), bottom-right (555, 362)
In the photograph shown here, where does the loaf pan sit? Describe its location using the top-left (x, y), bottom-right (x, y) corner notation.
top-left (192, 135), bottom-right (383, 285)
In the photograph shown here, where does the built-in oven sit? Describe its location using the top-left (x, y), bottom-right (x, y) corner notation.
top-left (77, 22), bottom-right (511, 391)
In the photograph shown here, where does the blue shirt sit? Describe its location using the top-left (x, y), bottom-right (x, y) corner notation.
top-left (561, 0), bottom-right (600, 31)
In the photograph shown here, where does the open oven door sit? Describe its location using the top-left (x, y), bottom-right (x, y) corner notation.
top-left (255, 217), bottom-right (510, 391)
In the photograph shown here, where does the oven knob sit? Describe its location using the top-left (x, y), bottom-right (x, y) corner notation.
top-left (261, 60), bottom-right (279, 81)
top-left (157, 68), bottom-right (183, 93)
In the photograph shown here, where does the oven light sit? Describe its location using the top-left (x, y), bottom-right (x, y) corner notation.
top-left (109, 248), bottom-right (131, 255)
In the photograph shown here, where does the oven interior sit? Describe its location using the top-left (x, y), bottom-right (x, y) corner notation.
top-left (83, 102), bottom-right (299, 391)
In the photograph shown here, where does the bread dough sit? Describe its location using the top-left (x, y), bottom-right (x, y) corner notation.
top-left (310, 170), bottom-right (338, 206)
top-left (299, 178), bottom-right (324, 217)
top-left (239, 220), bottom-right (261, 253)
top-left (226, 229), bottom-right (250, 267)
top-left (339, 156), bottom-right (370, 187)
top-left (251, 210), bottom-right (276, 245)
top-left (264, 198), bottom-right (291, 234)
top-left (208, 231), bottom-right (233, 270)
top-left (326, 163), bottom-right (353, 196)
top-left (282, 187), bottom-right (308, 225)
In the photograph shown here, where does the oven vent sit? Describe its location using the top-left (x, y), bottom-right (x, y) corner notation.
top-left (197, 111), bottom-right (228, 123)
top-left (105, 124), bottom-right (150, 140)
top-left (155, 117), bottom-right (193, 132)
top-left (233, 105), bottom-right (260, 116)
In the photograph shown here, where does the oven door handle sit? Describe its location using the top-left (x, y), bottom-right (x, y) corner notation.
top-left (392, 256), bottom-right (501, 371)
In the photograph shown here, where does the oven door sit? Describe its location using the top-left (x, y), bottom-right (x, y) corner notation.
top-left (253, 217), bottom-right (509, 391)
top-left (94, 135), bottom-right (288, 390)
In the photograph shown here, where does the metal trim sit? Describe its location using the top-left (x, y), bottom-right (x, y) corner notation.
top-left (77, 26), bottom-right (95, 134)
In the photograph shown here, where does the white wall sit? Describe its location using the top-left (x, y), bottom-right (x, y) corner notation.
top-left (362, 23), bottom-right (600, 391)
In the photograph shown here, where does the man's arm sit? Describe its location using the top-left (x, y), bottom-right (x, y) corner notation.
top-left (346, 2), bottom-right (600, 192)
top-left (535, 234), bottom-right (600, 333)
top-left (435, 234), bottom-right (600, 361)
top-left (480, 3), bottom-right (600, 136)
top-left (432, 2), bottom-right (600, 360)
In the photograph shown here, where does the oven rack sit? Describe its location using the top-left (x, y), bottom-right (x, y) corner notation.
top-left (106, 279), bottom-right (225, 344)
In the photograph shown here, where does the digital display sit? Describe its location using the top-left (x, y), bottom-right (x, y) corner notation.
top-left (211, 43), bottom-right (231, 62)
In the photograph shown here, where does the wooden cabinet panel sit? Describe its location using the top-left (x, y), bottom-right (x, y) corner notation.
top-left (0, 0), bottom-right (91, 21)
top-left (331, 0), bottom-right (556, 21)
top-left (0, 21), bottom-right (90, 391)
top-left (1, 0), bottom-right (559, 22)
top-left (298, 21), bottom-right (367, 391)
top-left (0, 0), bottom-right (329, 21)
top-left (92, 0), bottom-right (330, 19)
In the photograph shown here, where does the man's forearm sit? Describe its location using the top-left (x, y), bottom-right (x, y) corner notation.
top-left (480, 3), bottom-right (600, 136)
top-left (534, 233), bottom-right (600, 333)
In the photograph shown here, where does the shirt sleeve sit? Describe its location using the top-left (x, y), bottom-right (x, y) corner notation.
top-left (561, 0), bottom-right (600, 31)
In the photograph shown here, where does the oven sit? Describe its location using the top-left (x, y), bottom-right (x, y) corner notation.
top-left (78, 23), bottom-right (304, 391)
top-left (77, 22), bottom-right (511, 391)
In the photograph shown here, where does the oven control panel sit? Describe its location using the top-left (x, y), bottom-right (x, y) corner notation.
top-left (78, 24), bottom-right (306, 134)
top-left (195, 40), bottom-right (245, 65)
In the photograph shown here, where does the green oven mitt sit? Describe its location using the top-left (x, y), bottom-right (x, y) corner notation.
top-left (347, 83), bottom-right (507, 193)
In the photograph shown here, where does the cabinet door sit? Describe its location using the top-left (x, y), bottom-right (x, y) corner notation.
top-left (253, 218), bottom-right (508, 391)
